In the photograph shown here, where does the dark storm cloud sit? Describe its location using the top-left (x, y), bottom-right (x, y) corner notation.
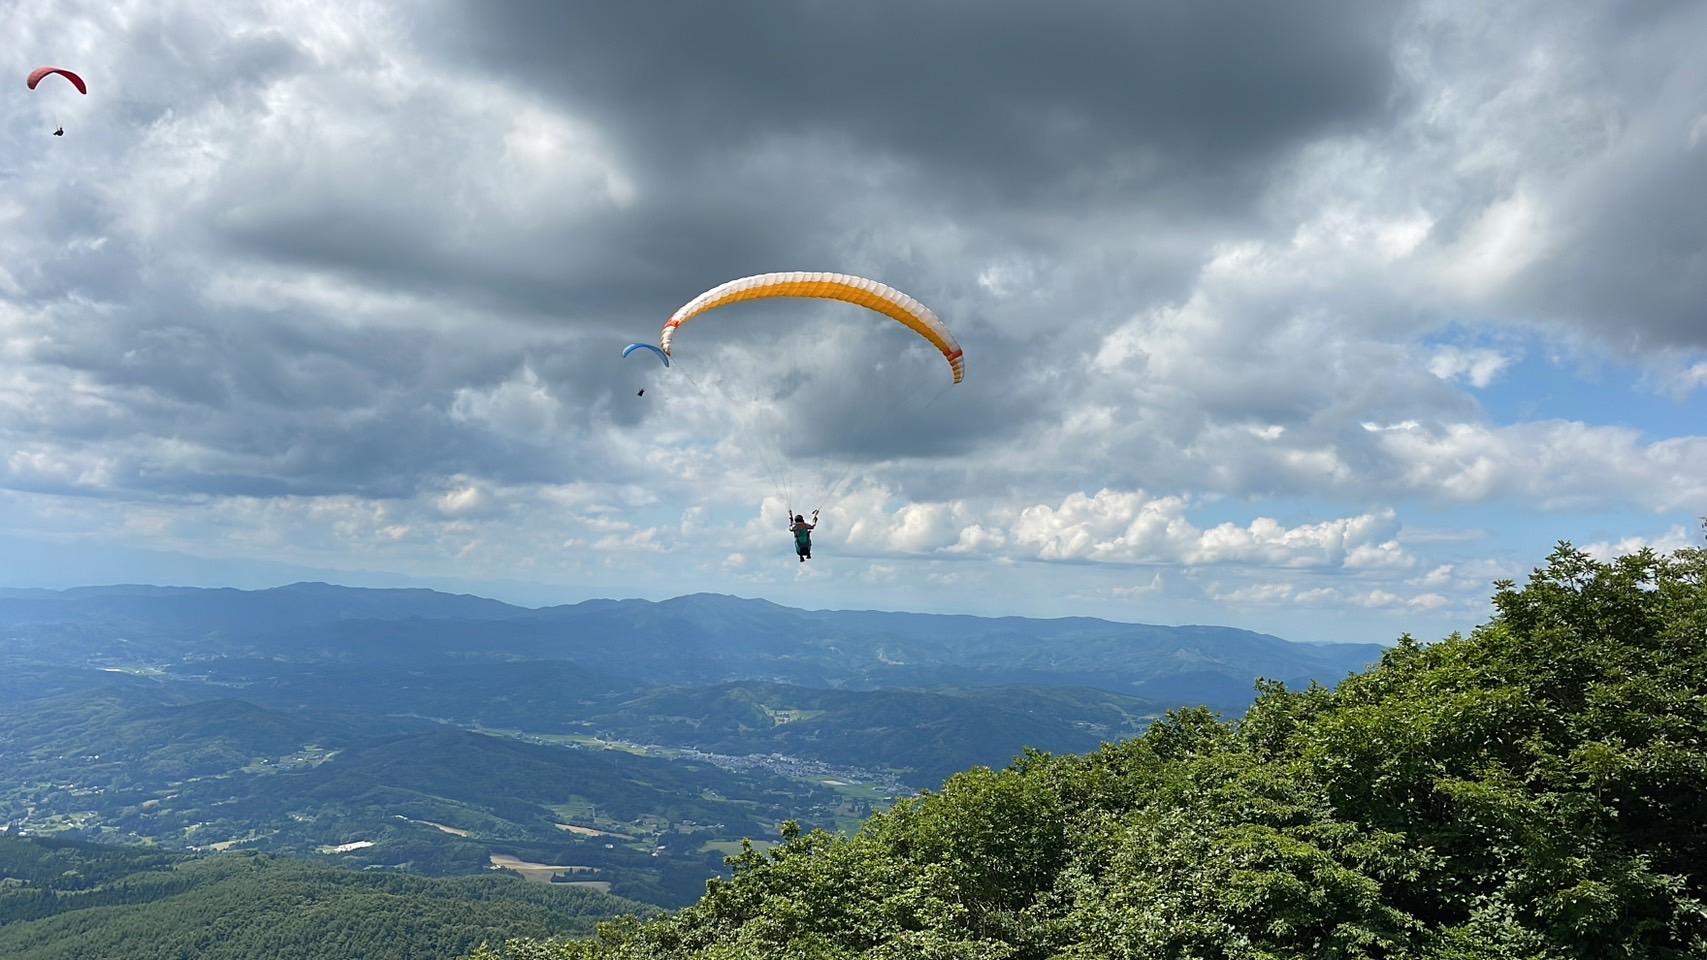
top-left (56, 0), bottom-right (1403, 492)
top-left (1412, 0), bottom-right (1707, 357)
top-left (210, 178), bottom-right (816, 325)
top-left (6, 272), bottom-right (652, 500)
top-left (427, 0), bottom-right (1401, 206)
top-left (208, 0), bottom-right (1403, 323)
top-left (753, 312), bottom-right (1043, 462)
top-left (1518, 164), bottom-right (1707, 354)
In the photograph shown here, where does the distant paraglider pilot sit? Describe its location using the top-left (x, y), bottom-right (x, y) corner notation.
top-left (28, 67), bottom-right (86, 138)
top-left (790, 511), bottom-right (818, 562)
top-left (622, 342), bottom-right (667, 400)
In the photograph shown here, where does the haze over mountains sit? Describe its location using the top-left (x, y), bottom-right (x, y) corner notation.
top-left (1, 582), bottom-right (1380, 698)
top-left (0, 582), bottom-right (1384, 910)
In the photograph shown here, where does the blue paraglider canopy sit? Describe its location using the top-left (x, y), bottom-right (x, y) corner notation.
top-left (622, 342), bottom-right (669, 366)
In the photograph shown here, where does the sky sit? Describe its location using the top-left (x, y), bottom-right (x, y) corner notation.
top-left (2, 0), bottom-right (1703, 643)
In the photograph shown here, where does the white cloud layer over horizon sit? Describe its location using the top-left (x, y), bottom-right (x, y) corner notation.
top-left (2, 0), bottom-right (1703, 643)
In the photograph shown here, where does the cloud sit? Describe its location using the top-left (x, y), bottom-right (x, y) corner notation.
top-left (1366, 420), bottom-right (1707, 510)
top-left (789, 485), bottom-right (1413, 575)
top-left (1209, 582), bottom-right (1297, 604)
top-left (1192, 511), bottom-right (1407, 569)
top-left (436, 483), bottom-right (485, 516)
top-left (1412, 564), bottom-right (1457, 589)
top-left (1204, 579), bottom-right (1458, 614)
top-left (426, 1), bottom-right (1402, 216)
top-left (1428, 346), bottom-right (1515, 388)
top-left (591, 527), bottom-right (665, 554)
top-left (1111, 572), bottom-right (1164, 598)
top-left (0, 0), bottom-right (1701, 641)
top-left (1008, 490), bottom-right (1197, 563)
top-left (450, 365), bottom-right (564, 440)
top-left (1580, 524), bottom-right (1697, 562)
top-left (861, 563), bottom-right (900, 585)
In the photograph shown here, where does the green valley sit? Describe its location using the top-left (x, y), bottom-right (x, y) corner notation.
top-left (0, 835), bottom-right (650, 960)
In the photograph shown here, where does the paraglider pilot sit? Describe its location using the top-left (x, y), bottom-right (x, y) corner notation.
top-left (790, 511), bottom-right (818, 562)
top-left (27, 68), bottom-right (86, 138)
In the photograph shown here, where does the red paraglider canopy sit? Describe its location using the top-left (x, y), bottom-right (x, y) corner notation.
top-left (27, 67), bottom-right (86, 94)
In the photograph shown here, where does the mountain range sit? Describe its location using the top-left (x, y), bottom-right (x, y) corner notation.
top-left (0, 581), bottom-right (1387, 908)
top-left (1, 583), bottom-right (1382, 700)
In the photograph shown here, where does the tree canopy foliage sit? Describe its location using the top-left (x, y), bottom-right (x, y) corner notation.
top-left (471, 537), bottom-right (1707, 959)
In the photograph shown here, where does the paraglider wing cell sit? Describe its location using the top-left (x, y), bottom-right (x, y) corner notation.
top-left (658, 272), bottom-right (964, 384)
top-left (27, 67), bottom-right (86, 94)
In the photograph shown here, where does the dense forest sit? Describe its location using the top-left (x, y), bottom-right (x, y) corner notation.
top-left (0, 835), bottom-right (651, 960)
top-left (468, 538), bottom-right (1707, 958)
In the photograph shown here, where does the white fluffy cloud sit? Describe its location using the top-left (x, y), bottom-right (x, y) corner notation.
top-left (1428, 347), bottom-right (1514, 388)
top-left (1580, 525), bottom-right (1697, 563)
top-left (1367, 421), bottom-right (1707, 510)
top-left (768, 485), bottom-right (1414, 577)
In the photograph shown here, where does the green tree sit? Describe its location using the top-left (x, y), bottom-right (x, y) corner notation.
top-left (473, 534), bottom-right (1707, 960)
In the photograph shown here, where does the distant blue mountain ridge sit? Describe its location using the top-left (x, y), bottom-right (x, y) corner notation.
top-left (0, 582), bottom-right (1392, 840)
top-left (0, 582), bottom-right (1384, 706)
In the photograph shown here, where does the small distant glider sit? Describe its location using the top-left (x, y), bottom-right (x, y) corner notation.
top-left (621, 342), bottom-right (670, 367)
top-left (28, 67), bottom-right (86, 136)
top-left (27, 67), bottom-right (86, 94)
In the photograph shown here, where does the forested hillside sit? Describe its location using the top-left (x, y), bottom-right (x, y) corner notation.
top-left (471, 539), bottom-right (1707, 959)
top-left (0, 835), bottom-right (651, 960)
top-left (0, 691), bottom-right (836, 905)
